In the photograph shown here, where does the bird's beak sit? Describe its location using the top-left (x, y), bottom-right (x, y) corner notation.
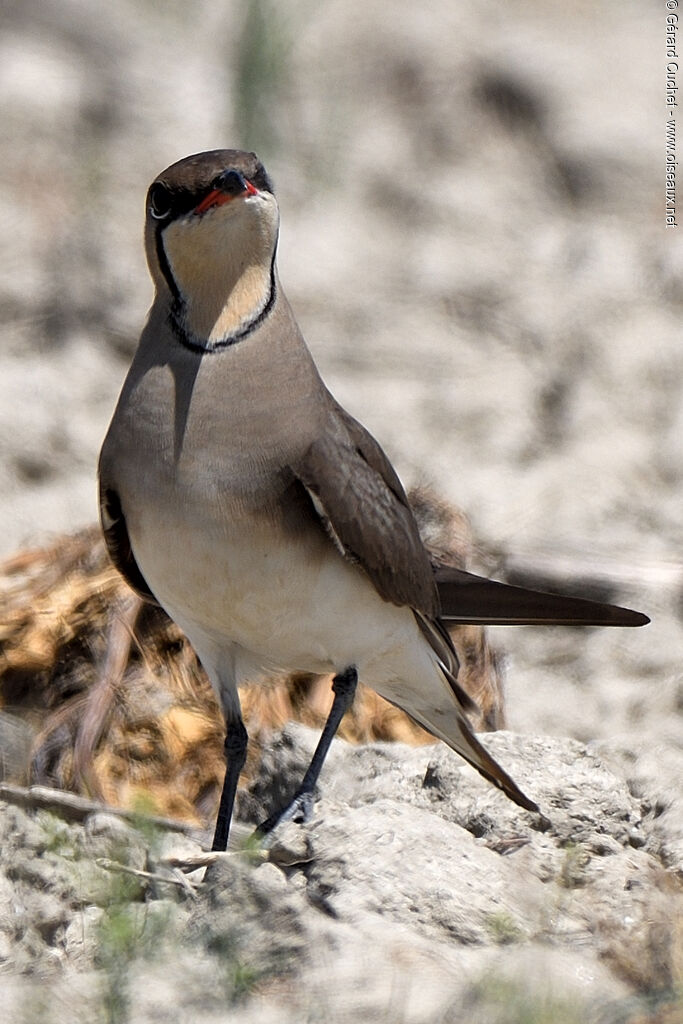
top-left (194, 172), bottom-right (259, 216)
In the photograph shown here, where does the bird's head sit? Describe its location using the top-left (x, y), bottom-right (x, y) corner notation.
top-left (144, 149), bottom-right (279, 352)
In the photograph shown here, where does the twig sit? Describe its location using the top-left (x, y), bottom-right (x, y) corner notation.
top-left (0, 782), bottom-right (204, 839)
top-left (160, 849), bottom-right (268, 872)
top-left (95, 857), bottom-right (201, 895)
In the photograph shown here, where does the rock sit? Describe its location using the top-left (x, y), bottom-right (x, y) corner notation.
top-left (63, 905), bottom-right (104, 966)
top-left (0, 725), bottom-right (680, 1021)
top-left (84, 812), bottom-right (148, 871)
top-left (592, 736), bottom-right (683, 874)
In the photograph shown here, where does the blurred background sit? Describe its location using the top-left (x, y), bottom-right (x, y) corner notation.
top-left (0, 0), bottom-right (680, 750)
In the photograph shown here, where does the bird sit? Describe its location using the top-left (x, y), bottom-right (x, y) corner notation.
top-left (99, 149), bottom-right (648, 851)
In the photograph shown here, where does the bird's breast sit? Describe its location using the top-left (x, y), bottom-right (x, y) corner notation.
top-left (125, 486), bottom-right (420, 686)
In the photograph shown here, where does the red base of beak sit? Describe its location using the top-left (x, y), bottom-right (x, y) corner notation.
top-left (195, 180), bottom-right (258, 215)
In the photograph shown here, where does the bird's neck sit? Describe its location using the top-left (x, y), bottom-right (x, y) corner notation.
top-left (163, 214), bottom-right (276, 352)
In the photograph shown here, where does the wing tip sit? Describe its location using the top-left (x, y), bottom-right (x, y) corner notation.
top-left (621, 609), bottom-right (650, 627)
top-left (497, 776), bottom-right (542, 817)
top-left (436, 569), bottom-right (650, 627)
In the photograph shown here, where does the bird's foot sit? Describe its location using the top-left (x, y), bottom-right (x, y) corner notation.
top-left (252, 790), bottom-right (315, 847)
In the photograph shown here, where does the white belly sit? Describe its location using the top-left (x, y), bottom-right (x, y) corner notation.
top-left (128, 500), bottom-right (488, 779)
top-left (130, 503), bottom-right (431, 688)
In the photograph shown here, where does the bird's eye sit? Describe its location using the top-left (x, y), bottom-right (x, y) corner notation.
top-left (149, 183), bottom-right (173, 220)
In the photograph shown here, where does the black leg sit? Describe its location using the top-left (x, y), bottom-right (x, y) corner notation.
top-left (211, 717), bottom-right (248, 851)
top-left (255, 666), bottom-right (358, 838)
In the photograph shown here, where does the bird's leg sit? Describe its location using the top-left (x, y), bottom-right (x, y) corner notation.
top-left (255, 666), bottom-right (358, 839)
top-left (211, 717), bottom-right (248, 851)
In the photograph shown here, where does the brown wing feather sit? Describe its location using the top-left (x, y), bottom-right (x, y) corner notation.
top-left (294, 401), bottom-right (438, 618)
top-left (99, 485), bottom-right (159, 604)
top-left (434, 565), bottom-right (649, 627)
top-left (293, 401), bottom-right (480, 712)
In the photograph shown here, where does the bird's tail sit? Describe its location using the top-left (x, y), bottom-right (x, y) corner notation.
top-left (407, 698), bottom-right (541, 814)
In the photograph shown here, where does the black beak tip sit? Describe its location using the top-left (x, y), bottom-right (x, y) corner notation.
top-left (217, 169), bottom-right (247, 195)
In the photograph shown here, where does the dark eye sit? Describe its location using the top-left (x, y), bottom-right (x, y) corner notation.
top-left (149, 182), bottom-right (173, 220)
